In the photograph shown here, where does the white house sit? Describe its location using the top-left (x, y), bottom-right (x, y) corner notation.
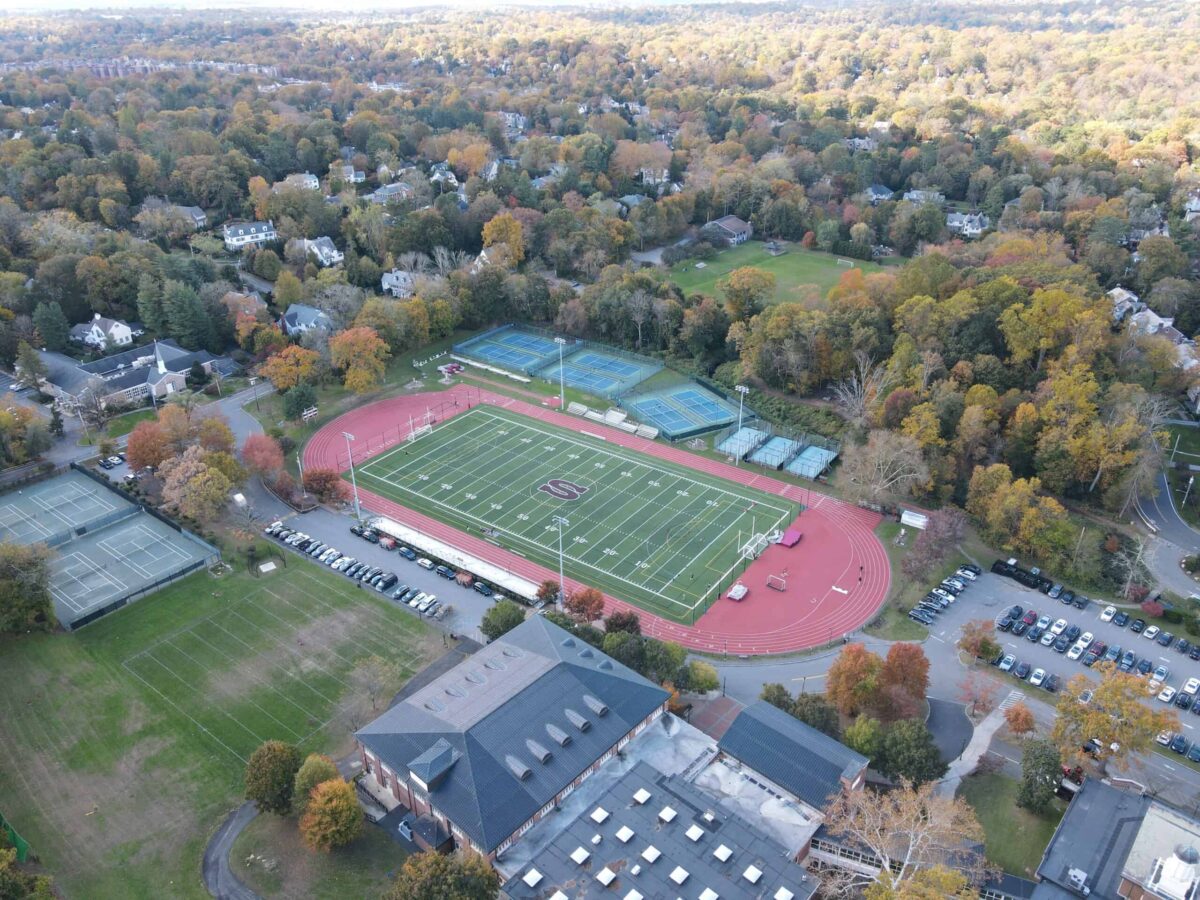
top-left (902, 189), bottom-right (946, 206)
top-left (223, 220), bottom-right (277, 251)
top-left (337, 164), bottom-right (365, 184)
top-left (946, 212), bottom-right (991, 239)
top-left (844, 137), bottom-right (877, 152)
top-left (273, 172), bottom-right (320, 192)
top-left (300, 237), bottom-right (344, 267)
top-left (68, 313), bottom-right (135, 349)
top-left (705, 215), bottom-right (753, 246)
top-left (866, 184), bottom-right (894, 205)
top-left (1108, 286), bottom-right (1143, 323)
top-left (381, 269), bottom-right (416, 298)
top-left (638, 166), bottom-right (670, 185)
top-left (369, 182), bottom-right (413, 205)
top-left (500, 111), bottom-right (527, 135)
top-left (280, 304), bottom-right (333, 336)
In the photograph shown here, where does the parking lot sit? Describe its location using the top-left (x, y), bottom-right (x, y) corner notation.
top-left (921, 570), bottom-right (1200, 738)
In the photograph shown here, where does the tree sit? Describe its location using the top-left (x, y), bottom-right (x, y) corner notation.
top-left (878, 720), bottom-right (947, 784)
top-left (792, 693), bottom-right (841, 739)
top-left (878, 644), bottom-right (930, 718)
top-left (159, 445), bottom-right (233, 522)
top-left (383, 851), bottom-right (499, 900)
top-left (0, 846), bottom-right (54, 899)
top-left (292, 753), bottom-right (339, 815)
top-left (274, 270), bottom-right (303, 309)
top-left (564, 587), bottom-right (605, 622)
top-left (32, 302), bottom-right (70, 351)
top-left (604, 609), bottom-right (641, 634)
top-left (282, 383), bottom-right (317, 420)
top-left (1018, 739), bottom-right (1062, 814)
top-left (480, 599), bottom-right (525, 641)
top-left (1005, 701), bottom-right (1036, 737)
top-left (844, 715), bottom-right (885, 760)
top-left (197, 416), bottom-right (235, 453)
top-left (901, 510), bottom-right (967, 582)
top-left (299, 778), bottom-right (362, 851)
top-left (957, 620), bottom-right (1001, 663)
top-left (242, 433), bottom-right (285, 478)
top-left (760, 683), bottom-right (794, 711)
top-left (826, 643), bottom-right (883, 717)
top-left (831, 351), bottom-right (894, 427)
top-left (720, 266), bottom-right (775, 320)
top-left (14, 342), bottom-right (46, 390)
top-left (535, 579), bottom-right (560, 603)
top-left (329, 326), bottom-right (390, 394)
top-left (840, 431), bottom-right (929, 504)
top-left (125, 420), bottom-right (172, 472)
top-left (957, 671), bottom-right (1001, 716)
top-left (688, 660), bottom-right (719, 692)
top-left (303, 468), bottom-right (352, 504)
top-left (350, 655), bottom-right (404, 715)
top-left (0, 542), bottom-right (56, 633)
top-left (1052, 666), bottom-right (1178, 773)
top-left (823, 780), bottom-right (988, 896)
top-left (48, 406), bottom-right (63, 438)
top-left (864, 865), bottom-right (978, 900)
top-left (259, 345), bottom-right (320, 392)
top-left (481, 212), bottom-right (525, 264)
top-left (244, 740), bottom-right (303, 815)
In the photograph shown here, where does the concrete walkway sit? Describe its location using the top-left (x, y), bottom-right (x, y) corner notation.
top-left (935, 706), bottom-right (1004, 798)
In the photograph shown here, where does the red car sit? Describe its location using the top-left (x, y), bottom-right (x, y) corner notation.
top-left (1021, 609), bottom-right (1038, 626)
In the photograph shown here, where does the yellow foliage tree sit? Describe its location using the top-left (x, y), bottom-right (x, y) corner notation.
top-left (482, 212), bottom-right (525, 264)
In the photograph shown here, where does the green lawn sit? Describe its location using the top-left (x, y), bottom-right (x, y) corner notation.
top-left (231, 812), bottom-right (405, 899)
top-left (958, 773), bottom-right (1064, 878)
top-left (355, 405), bottom-right (798, 623)
top-left (668, 241), bottom-right (885, 303)
top-left (78, 407), bottom-right (159, 445)
top-left (0, 562), bottom-right (437, 899)
top-left (1165, 425), bottom-right (1200, 462)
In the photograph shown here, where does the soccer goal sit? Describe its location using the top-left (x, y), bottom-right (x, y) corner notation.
top-left (836, 258), bottom-right (854, 267)
top-left (741, 533), bottom-right (768, 561)
top-left (407, 423), bottom-right (433, 441)
top-left (767, 572), bottom-right (787, 592)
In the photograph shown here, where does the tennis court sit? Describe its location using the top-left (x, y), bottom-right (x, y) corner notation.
top-left (536, 346), bottom-right (662, 399)
top-left (353, 405), bottom-right (797, 621)
top-left (716, 427), bottom-right (770, 459)
top-left (787, 445), bottom-right (839, 479)
top-left (624, 383), bottom-right (739, 440)
top-left (0, 471), bottom-right (122, 544)
top-left (748, 436), bottom-right (805, 469)
top-left (454, 325), bottom-right (576, 375)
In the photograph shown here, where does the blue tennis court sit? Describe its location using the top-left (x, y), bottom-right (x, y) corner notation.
top-left (571, 352), bottom-right (643, 378)
top-left (625, 396), bottom-right (694, 434)
top-left (540, 362), bottom-right (623, 395)
top-left (623, 383), bottom-right (738, 439)
top-left (716, 427), bottom-right (769, 459)
top-left (454, 325), bottom-right (575, 374)
top-left (498, 331), bottom-right (559, 354)
top-left (674, 389), bottom-right (735, 424)
top-left (468, 343), bottom-right (544, 370)
top-left (748, 436), bottom-right (805, 468)
top-left (786, 445), bottom-right (839, 479)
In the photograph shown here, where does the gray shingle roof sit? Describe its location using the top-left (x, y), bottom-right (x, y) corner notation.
top-left (718, 701), bottom-right (867, 810)
top-left (356, 616), bottom-right (669, 853)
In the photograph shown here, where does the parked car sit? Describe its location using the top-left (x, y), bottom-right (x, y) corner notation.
top-left (1191, 645), bottom-right (1200, 662)
top-left (1178, 639), bottom-right (1192, 656)
top-left (1159, 686), bottom-right (1178, 704)
top-left (1177, 693), bottom-right (1194, 711)
top-left (955, 567), bottom-right (978, 581)
top-left (1172, 735), bottom-right (1192, 755)
top-left (1053, 635), bottom-right (1071, 653)
top-left (1114, 611), bottom-right (1130, 627)
top-left (961, 563), bottom-right (982, 575)
top-left (416, 557), bottom-right (435, 570)
top-left (363, 531), bottom-right (380, 544)
top-left (1144, 626), bottom-right (1161, 641)
top-left (1050, 618), bottom-right (1068, 635)
top-left (1040, 630), bottom-right (1057, 647)
top-left (1156, 731), bottom-right (1174, 747)
top-left (1048, 584), bottom-right (1063, 599)
top-left (473, 582), bottom-right (493, 597)
top-left (1100, 605), bottom-right (1117, 622)
top-left (1021, 610), bottom-right (1038, 625)
top-left (1154, 664), bottom-right (1171, 683)
top-left (909, 610), bottom-right (934, 625)
top-left (1015, 661), bottom-right (1032, 680)
top-left (1118, 651), bottom-right (1137, 672)
top-left (1011, 621), bottom-right (1030, 637)
top-left (391, 583), bottom-right (410, 600)
top-left (1065, 625), bottom-right (1082, 642)
top-left (1027, 626), bottom-right (1045, 643)
top-left (1044, 674), bottom-right (1061, 693)
top-left (1130, 618), bottom-right (1146, 633)
top-left (1067, 643), bottom-right (1086, 661)
top-left (996, 617), bottom-right (1014, 633)
top-left (1029, 668), bottom-right (1047, 687)
top-left (1137, 658), bottom-right (1153, 676)
top-left (999, 655), bottom-right (1016, 672)
top-left (1158, 631), bottom-right (1175, 648)
top-left (1073, 594), bottom-right (1089, 610)
top-left (398, 546), bottom-right (417, 561)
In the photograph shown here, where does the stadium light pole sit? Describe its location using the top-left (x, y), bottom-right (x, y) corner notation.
top-left (553, 515), bottom-right (568, 609)
top-left (343, 431), bottom-right (362, 521)
top-left (554, 337), bottom-right (568, 410)
top-left (734, 384), bottom-right (750, 466)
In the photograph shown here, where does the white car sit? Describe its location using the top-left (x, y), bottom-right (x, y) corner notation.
top-left (1159, 686), bottom-right (1178, 704)
top-left (1100, 605), bottom-right (1117, 623)
top-left (1078, 632), bottom-right (1094, 650)
top-left (1154, 665), bottom-right (1171, 683)
top-left (955, 567), bottom-right (978, 581)
top-left (416, 557), bottom-right (435, 570)
top-left (999, 655), bottom-right (1016, 672)
top-left (1051, 618), bottom-right (1068, 635)
top-left (1184, 678), bottom-right (1200, 696)
top-left (931, 588), bottom-right (954, 602)
top-left (1036, 615), bottom-right (1052, 631)
top-left (1029, 668), bottom-right (1046, 687)
top-left (1144, 626), bottom-right (1161, 641)
top-left (1067, 643), bottom-right (1086, 661)
top-left (1157, 731), bottom-right (1175, 746)
top-left (1040, 630), bottom-right (1056, 646)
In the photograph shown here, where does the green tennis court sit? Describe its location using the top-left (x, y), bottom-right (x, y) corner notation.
top-left (354, 406), bottom-right (799, 622)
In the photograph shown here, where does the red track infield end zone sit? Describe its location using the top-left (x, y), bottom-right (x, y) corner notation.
top-left (303, 385), bottom-right (890, 655)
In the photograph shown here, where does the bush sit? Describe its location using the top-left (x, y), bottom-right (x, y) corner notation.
top-left (688, 660), bottom-right (720, 692)
top-left (830, 239), bottom-right (874, 261)
top-left (1165, 608), bottom-right (1184, 624)
top-left (1142, 599), bottom-right (1164, 619)
top-left (1187, 616), bottom-right (1200, 637)
top-left (282, 383), bottom-right (318, 421)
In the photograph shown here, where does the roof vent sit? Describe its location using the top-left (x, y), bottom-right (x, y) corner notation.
top-left (598, 660), bottom-right (613, 670)
top-left (502, 647), bottom-right (523, 658)
top-left (583, 694), bottom-right (609, 716)
top-left (465, 670), bottom-right (486, 685)
top-left (505, 755), bottom-right (532, 781)
top-left (483, 658), bottom-right (506, 670)
top-left (445, 686), bottom-right (466, 698)
top-left (565, 708), bottom-right (591, 731)
top-left (562, 637), bottom-right (576, 648)
top-left (423, 699), bottom-right (445, 712)
top-left (547, 723), bottom-right (572, 746)
top-left (579, 648), bottom-right (594, 658)
top-left (526, 739), bottom-right (553, 764)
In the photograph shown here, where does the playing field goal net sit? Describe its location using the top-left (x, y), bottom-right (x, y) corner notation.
top-left (741, 533), bottom-right (768, 561)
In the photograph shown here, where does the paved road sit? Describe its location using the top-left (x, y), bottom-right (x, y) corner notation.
top-left (202, 804), bottom-right (259, 900)
top-left (1139, 471), bottom-right (1200, 555)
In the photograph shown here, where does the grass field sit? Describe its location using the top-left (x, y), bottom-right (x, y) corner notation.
top-left (668, 241), bottom-right (885, 303)
top-left (958, 773), bottom-right (1065, 877)
top-left (0, 563), bottom-right (436, 899)
top-left (355, 405), bottom-right (798, 622)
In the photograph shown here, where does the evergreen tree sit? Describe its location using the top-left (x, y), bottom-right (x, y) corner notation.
top-left (31, 302), bottom-right (70, 351)
top-left (162, 280), bottom-right (209, 349)
top-left (136, 274), bottom-right (167, 335)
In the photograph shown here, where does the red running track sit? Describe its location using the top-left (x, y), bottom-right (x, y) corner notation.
top-left (303, 385), bottom-right (890, 655)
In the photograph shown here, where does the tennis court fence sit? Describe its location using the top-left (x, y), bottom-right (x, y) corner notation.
top-left (68, 557), bottom-right (212, 630)
top-left (0, 810), bottom-right (30, 862)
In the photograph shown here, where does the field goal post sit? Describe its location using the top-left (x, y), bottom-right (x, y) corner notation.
top-left (741, 533), bottom-right (768, 561)
top-left (407, 422), bottom-right (433, 441)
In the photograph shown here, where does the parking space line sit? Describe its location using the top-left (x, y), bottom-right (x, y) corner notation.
top-left (1165, 764), bottom-right (1177, 771)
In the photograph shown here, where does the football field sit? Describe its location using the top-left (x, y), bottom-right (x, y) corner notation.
top-left (354, 406), bottom-right (799, 622)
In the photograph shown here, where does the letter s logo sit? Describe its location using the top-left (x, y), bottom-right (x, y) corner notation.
top-left (538, 479), bottom-right (590, 501)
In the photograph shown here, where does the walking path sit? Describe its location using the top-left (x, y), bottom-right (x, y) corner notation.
top-left (303, 385), bottom-right (890, 654)
top-left (935, 706), bottom-right (1005, 798)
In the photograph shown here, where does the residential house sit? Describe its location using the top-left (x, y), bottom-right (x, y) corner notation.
top-left (590, 198), bottom-right (624, 218)
top-left (280, 303), bottom-right (333, 336)
top-left (1107, 286), bottom-right (1143, 324)
top-left (530, 175), bottom-right (558, 191)
top-left (337, 164), bottom-right (365, 184)
top-left (32, 340), bottom-right (238, 409)
top-left (69, 313), bottom-right (136, 350)
top-left (638, 166), bottom-right (670, 185)
top-left (866, 184), bottom-right (894, 205)
top-left (381, 269), bottom-right (416, 298)
top-left (481, 159), bottom-right (500, 182)
top-left (368, 182), bottom-right (413, 205)
top-left (273, 172), bottom-right (320, 192)
top-left (354, 616), bottom-right (670, 860)
top-left (500, 111), bottom-right (527, 135)
top-left (902, 189), bottom-right (946, 206)
top-left (947, 212), bottom-right (991, 239)
top-left (175, 205), bottom-right (207, 229)
top-left (844, 136), bottom-right (877, 152)
top-left (222, 220), bottom-right (277, 251)
top-left (618, 194), bottom-right (648, 213)
top-left (300, 237), bottom-right (344, 267)
top-left (705, 215), bottom-right (754, 246)
top-left (430, 163), bottom-right (459, 190)
top-left (219, 291), bottom-right (267, 320)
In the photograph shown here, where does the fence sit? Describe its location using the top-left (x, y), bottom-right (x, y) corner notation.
top-left (0, 810), bottom-right (30, 862)
top-left (0, 460), bottom-right (60, 490)
top-left (67, 557), bottom-right (214, 630)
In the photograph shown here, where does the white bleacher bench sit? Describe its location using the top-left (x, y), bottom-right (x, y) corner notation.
top-left (567, 402), bottom-right (588, 415)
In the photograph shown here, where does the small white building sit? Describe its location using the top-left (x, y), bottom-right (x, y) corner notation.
top-left (337, 164), bottom-right (365, 184)
top-left (902, 189), bottom-right (946, 206)
top-left (946, 212), bottom-right (991, 239)
top-left (69, 313), bottom-right (135, 349)
top-left (223, 220), bottom-right (277, 251)
top-left (381, 269), bottom-right (416, 298)
top-left (301, 237), bottom-right (344, 267)
top-left (273, 172), bottom-right (320, 192)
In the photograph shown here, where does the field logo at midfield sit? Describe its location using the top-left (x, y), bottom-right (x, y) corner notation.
top-left (538, 479), bottom-right (590, 501)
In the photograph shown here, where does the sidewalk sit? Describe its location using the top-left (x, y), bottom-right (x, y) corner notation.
top-left (935, 706), bottom-right (1002, 798)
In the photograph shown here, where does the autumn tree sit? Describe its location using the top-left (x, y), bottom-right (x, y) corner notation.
top-left (1005, 702), bottom-right (1036, 737)
top-left (0, 543), bottom-right (56, 634)
top-left (901, 509), bottom-right (967, 582)
top-left (480, 599), bottom-right (525, 641)
top-left (299, 778), bottom-right (362, 851)
top-left (792, 693), bottom-right (842, 739)
top-left (330, 326), bottom-right (390, 394)
top-left (125, 420), bottom-right (172, 471)
top-left (244, 740), bottom-right (303, 815)
top-left (1052, 666), bottom-right (1178, 773)
top-left (719, 267), bottom-right (775, 320)
top-left (843, 715), bottom-right (885, 760)
top-left (482, 212), bottom-right (525, 264)
top-left (957, 620), bottom-right (1002, 663)
top-left (826, 643), bottom-right (883, 717)
top-left (957, 671), bottom-right (1001, 716)
top-left (1018, 739), bottom-right (1062, 814)
top-left (761, 683), bottom-right (794, 711)
top-left (840, 431), bottom-right (929, 504)
top-left (350, 655), bottom-right (404, 715)
top-left (877, 643), bottom-right (929, 721)
top-left (242, 433), bottom-right (285, 478)
top-left (292, 754), bottom-right (339, 815)
top-left (383, 851), bottom-right (499, 900)
top-left (831, 351), bottom-right (894, 428)
top-left (564, 587), bottom-right (605, 622)
top-left (688, 660), bottom-right (720, 692)
top-left (259, 345), bottom-right (320, 392)
top-left (823, 780), bottom-right (988, 896)
top-left (604, 610), bottom-right (641, 634)
top-left (197, 416), bottom-right (235, 453)
top-left (0, 845), bottom-right (53, 899)
top-left (302, 468), bottom-right (352, 504)
top-left (159, 445), bottom-right (233, 522)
